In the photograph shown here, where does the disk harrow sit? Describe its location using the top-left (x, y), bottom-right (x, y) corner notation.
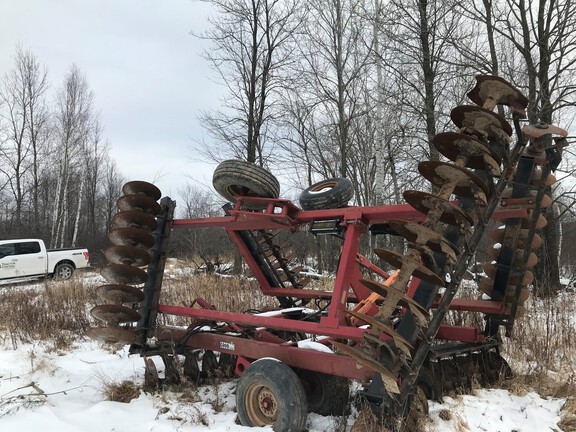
top-left (85, 74), bottom-right (568, 432)
top-left (86, 181), bottom-right (173, 346)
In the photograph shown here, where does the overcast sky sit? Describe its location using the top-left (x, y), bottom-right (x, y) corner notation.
top-left (0, 0), bottom-right (222, 199)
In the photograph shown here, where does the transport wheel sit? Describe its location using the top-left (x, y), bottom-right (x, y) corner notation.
top-left (54, 263), bottom-right (74, 279)
top-left (212, 159), bottom-right (280, 204)
top-left (236, 359), bottom-right (307, 431)
top-left (296, 369), bottom-right (350, 416)
top-left (298, 177), bottom-right (354, 210)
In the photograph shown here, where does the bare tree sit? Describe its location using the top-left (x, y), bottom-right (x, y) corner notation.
top-left (50, 65), bottom-right (98, 248)
top-left (375, 0), bottom-right (464, 164)
top-left (465, 0), bottom-right (576, 293)
top-left (197, 0), bottom-right (302, 165)
top-left (0, 47), bottom-right (50, 236)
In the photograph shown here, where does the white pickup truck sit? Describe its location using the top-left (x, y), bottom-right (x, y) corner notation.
top-left (0, 239), bottom-right (89, 284)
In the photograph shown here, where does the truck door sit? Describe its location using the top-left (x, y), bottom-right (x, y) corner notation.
top-left (0, 242), bottom-right (18, 279)
top-left (14, 241), bottom-right (45, 277)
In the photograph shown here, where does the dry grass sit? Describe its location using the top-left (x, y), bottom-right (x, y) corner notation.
top-left (157, 273), bottom-right (294, 326)
top-left (559, 398), bottom-right (576, 432)
top-left (103, 380), bottom-right (140, 403)
top-left (0, 279), bottom-right (98, 349)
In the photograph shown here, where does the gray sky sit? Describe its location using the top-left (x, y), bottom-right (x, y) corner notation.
top-left (0, 0), bottom-right (222, 199)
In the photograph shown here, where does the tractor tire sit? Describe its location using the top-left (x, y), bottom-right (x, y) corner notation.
top-left (54, 263), bottom-right (74, 280)
top-left (296, 369), bottom-right (350, 416)
top-left (299, 177), bottom-right (354, 210)
top-left (212, 159), bottom-right (280, 205)
top-left (236, 359), bottom-right (307, 432)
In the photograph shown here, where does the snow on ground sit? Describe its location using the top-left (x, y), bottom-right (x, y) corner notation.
top-left (0, 340), bottom-right (567, 432)
top-left (0, 270), bottom-right (570, 431)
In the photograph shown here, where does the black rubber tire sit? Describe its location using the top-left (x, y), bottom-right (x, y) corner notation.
top-left (212, 159), bottom-right (280, 204)
top-left (236, 359), bottom-right (307, 431)
top-left (54, 263), bottom-right (74, 280)
top-left (296, 369), bottom-right (350, 416)
top-left (299, 177), bottom-right (354, 210)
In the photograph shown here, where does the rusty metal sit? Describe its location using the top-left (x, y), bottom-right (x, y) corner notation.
top-left (117, 194), bottom-right (162, 215)
top-left (101, 263), bottom-right (149, 285)
top-left (122, 180), bottom-right (162, 200)
top-left (104, 245), bottom-right (151, 266)
top-left (96, 284), bottom-right (144, 303)
top-left (108, 227), bottom-right (155, 249)
top-left (112, 210), bottom-right (158, 231)
top-left (85, 326), bottom-right (138, 344)
top-left (91, 304), bottom-right (141, 324)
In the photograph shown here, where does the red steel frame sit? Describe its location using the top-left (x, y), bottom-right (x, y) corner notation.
top-left (154, 197), bottom-right (527, 380)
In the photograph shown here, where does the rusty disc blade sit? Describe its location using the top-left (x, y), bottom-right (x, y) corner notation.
top-left (482, 263), bottom-right (534, 286)
top-left (117, 194), bottom-right (161, 215)
top-left (91, 304), bottom-right (141, 324)
top-left (508, 286), bottom-right (530, 304)
top-left (112, 210), bottom-right (158, 231)
top-left (374, 248), bottom-right (445, 286)
top-left (478, 277), bottom-right (494, 297)
top-left (433, 132), bottom-right (501, 174)
top-left (489, 228), bottom-right (543, 250)
top-left (105, 245), bottom-right (151, 266)
top-left (85, 327), bottom-right (138, 344)
top-left (522, 123), bottom-right (568, 139)
top-left (101, 263), bottom-right (148, 285)
top-left (419, 161), bottom-right (490, 199)
top-left (467, 75), bottom-right (528, 113)
top-left (480, 281), bottom-right (530, 305)
top-left (487, 247), bottom-right (538, 267)
top-left (96, 284), bottom-right (145, 303)
top-left (531, 167), bottom-right (557, 186)
top-left (122, 181), bottom-right (162, 201)
top-left (388, 220), bottom-right (460, 260)
top-left (108, 227), bottom-right (155, 249)
top-left (403, 190), bottom-right (474, 227)
top-left (521, 213), bottom-right (547, 230)
top-left (330, 341), bottom-right (400, 394)
top-left (451, 104), bottom-right (513, 137)
top-left (360, 278), bottom-right (429, 315)
top-left (501, 189), bottom-right (552, 208)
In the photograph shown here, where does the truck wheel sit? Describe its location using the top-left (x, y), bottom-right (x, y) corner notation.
top-left (54, 263), bottom-right (74, 280)
top-left (212, 160), bottom-right (280, 205)
top-left (299, 177), bottom-right (354, 210)
top-left (236, 359), bottom-right (307, 431)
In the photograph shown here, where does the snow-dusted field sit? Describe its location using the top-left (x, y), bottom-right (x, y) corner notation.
top-left (0, 340), bottom-right (568, 431)
top-left (0, 270), bottom-right (572, 431)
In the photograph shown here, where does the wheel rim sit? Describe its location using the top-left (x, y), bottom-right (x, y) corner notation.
top-left (59, 266), bottom-right (72, 278)
top-left (225, 185), bottom-right (250, 198)
top-left (308, 180), bottom-right (337, 194)
top-left (245, 383), bottom-right (278, 426)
